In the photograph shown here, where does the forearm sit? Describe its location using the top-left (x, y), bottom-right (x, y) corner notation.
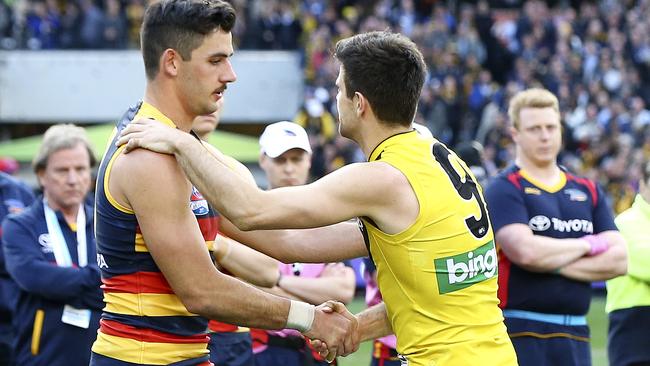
top-left (221, 219), bottom-right (368, 264)
top-left (279, 275), bottom-right (355, 305)
top-left (509, 236), bottom-right (589, 272)
top-left (357, 302), bottom-right (393, 342)
top-left (173, 135), bottom-right (262, 226)
top-left (258, 285), bottom-right (302, 301)
top-left (216, 235), bottom-right (280, 288)
top-left (196, 272), bottom-right (292, 329)
top-left (559, 244), bottom-right (627, 282)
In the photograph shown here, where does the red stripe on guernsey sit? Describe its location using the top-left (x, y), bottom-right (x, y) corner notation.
top-left (197, 362), bottom-right (213, 366)
top-left (497, 247), bottom-right (511, 309)
top-left (100, 319), bottom-right (209, 344)
top-left (250, 328), bottom-right (269, 349)
top-left (208, 320), bottom-right (238, 332)
top-left (196, 216), bottom-right (218, 242)
top-left (101, 272), bottom-right (173, 294)
top-left (507, 171), bottom-right (522, 190)
top-left (566, 173), bottom-right (598, 207)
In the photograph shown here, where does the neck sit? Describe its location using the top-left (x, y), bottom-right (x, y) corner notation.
top-left (45, 196), bottom-right (80, 225)
top-left (144, 81), bottom-right (193, 132)
top-left (515, 156), bottom-right (561, 183)
top-left (358, 120), bottom-right (412, 158)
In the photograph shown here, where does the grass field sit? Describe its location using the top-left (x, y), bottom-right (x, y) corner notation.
top-left (338, 293), bottom-right (609, 366)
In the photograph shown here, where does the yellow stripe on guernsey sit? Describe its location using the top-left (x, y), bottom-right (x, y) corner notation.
top-left (102, 102), bottom-right (177, 215)
top-left (134, 233), bottom-right (147, 252)
top-left (519, 169), bottom-right (567, 193)
top-left (362, 131), bottom-right (516, 366)
top-left (104, 292), bottom-right (196, 317)
top-left (92, 332), bottom-right (208, 365)
top-left (31, 309), bottom-right (44, 355)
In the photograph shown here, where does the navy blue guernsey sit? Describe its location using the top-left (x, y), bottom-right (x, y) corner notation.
top-left (485, 165), bottom-right (617, 316)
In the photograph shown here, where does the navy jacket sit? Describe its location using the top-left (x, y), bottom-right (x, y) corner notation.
top-left (2, 197), bottom-right (103, 366)
top-left (0, 172), bottom-right (34, 343)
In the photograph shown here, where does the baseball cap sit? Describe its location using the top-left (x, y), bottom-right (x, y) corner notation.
top-left (259, 121), bottom-right (312, 158)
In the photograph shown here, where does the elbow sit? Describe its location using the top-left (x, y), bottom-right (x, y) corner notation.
top-left (228, 213), bottom-right (264, 232)
top-left (508, 248), bottom-right (537, 268)
top-left (179, 291), bottom-right (211, 316)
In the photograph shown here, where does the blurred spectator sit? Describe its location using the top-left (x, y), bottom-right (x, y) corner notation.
top-left (1, 124), bottom-right (102, 366)
top-left (0, 171), bottom-right (34, 366)
top-left (0, 158), bottom-right (19, 175)
top-left (606, 159), bottom-right (650, 366)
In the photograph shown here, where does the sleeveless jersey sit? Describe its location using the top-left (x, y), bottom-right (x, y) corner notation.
top-left (360, 130), bottom-right (516, 366)
top-left (92, 101), bottom-right (214, 366)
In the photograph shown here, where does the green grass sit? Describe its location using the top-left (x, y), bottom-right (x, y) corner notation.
top-left (338, 294), bottom-right (609, 366)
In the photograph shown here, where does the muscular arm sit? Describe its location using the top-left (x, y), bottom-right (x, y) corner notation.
top-left (214, 234), bottom-right (280, 288)
top-left (126, 129), bottom-right (416, 234)
top-left (495, 223), bottom-right (591, 272)
top-left (357, 302), bottom-right (393, 341)
top-left (219, 218), bottom-right (369, 264)
top-left (559, 230), bottom-right (627, 282)
top-left (111, 149), bottom-right (290, 328)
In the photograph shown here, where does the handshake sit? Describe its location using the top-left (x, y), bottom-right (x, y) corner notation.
top-left (289, 300), bottom-right (360, 362)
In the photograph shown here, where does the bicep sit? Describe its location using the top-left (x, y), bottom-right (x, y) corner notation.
top-left (118, 152), bottom-right (219, 298)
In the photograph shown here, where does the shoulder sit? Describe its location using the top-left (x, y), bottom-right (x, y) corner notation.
top-left (614, 205), bottom-right (639, 227)
top-left (485, 166), bottom-right (522, 193)
top-left (2, 200), bottom-right (41, 231)
top-left (0, 172), bottom-right (34, 197)
top-left (113, 148), bottom-right (185, 184)
top-left (110, 148), bottom-right (190, 205)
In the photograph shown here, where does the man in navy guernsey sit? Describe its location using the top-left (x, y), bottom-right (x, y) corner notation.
top-left (0, 171), bottom-right (34, 365)
top-left (485, 88), bottom-right (627, 366)
top-left (2, 124), bottom-right (103, 366)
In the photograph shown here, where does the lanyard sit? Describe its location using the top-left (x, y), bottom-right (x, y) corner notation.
top-left (43, 198), bottom-right (87, 267)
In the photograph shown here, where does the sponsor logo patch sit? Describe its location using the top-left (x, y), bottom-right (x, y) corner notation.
top-left (190, 200), bottom-right (209, 215)
top-left (564, 188), bottom-right (588, 202)
top-left (524, 187), bottom-right (542, 195)
top-left (434, 240), bottom-right (498, 294)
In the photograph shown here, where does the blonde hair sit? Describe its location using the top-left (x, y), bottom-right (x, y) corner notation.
top-left (507, 88), bottom-right (559, 129)
top-left (32, 124), bottom-right (97, 173)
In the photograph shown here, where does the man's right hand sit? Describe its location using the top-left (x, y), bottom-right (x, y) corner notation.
top-left (304, 301), bottom-right (359, 361)
top-left (116, 118), bottom-right (189, 154)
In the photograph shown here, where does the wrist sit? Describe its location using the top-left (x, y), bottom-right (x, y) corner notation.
top-left (176, 132), bottom-right (196, 154)
top-left (275, 272), bottom-right (283, 288)
top-left (584, 234), bottom-right (609, 256)
top-left (215, 238), bottom-right (232, 263)
top-left (285, 300), bottom-right (315, 332)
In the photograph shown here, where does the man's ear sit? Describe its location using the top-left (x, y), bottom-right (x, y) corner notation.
top-left (161, 48), bottom-right (181, 77)
top-left (355, 92), bottom-right (366, 117)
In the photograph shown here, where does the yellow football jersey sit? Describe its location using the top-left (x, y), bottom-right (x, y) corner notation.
top-left (361, 130), bottom-right (517, 366)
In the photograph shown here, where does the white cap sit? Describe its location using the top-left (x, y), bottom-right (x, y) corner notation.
top-left (259, 121), bottom-right (312, 158)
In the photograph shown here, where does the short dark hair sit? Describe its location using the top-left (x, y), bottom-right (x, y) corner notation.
top-left (141, 0), bottom-right (236, 80)
top-left (334, 31), bottom-right (427, 127)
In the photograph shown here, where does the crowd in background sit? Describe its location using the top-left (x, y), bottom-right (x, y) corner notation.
top-left (3, 0), bottom-right (650, 212)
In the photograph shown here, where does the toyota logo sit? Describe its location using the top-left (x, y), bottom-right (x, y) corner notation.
top-left (529, 215), bottom-right (551, 231)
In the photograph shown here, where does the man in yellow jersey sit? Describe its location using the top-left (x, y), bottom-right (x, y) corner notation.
top-left (117, 31), bottom-right (517, 365)
top-left (91, 1), bottom-right (355, 365)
